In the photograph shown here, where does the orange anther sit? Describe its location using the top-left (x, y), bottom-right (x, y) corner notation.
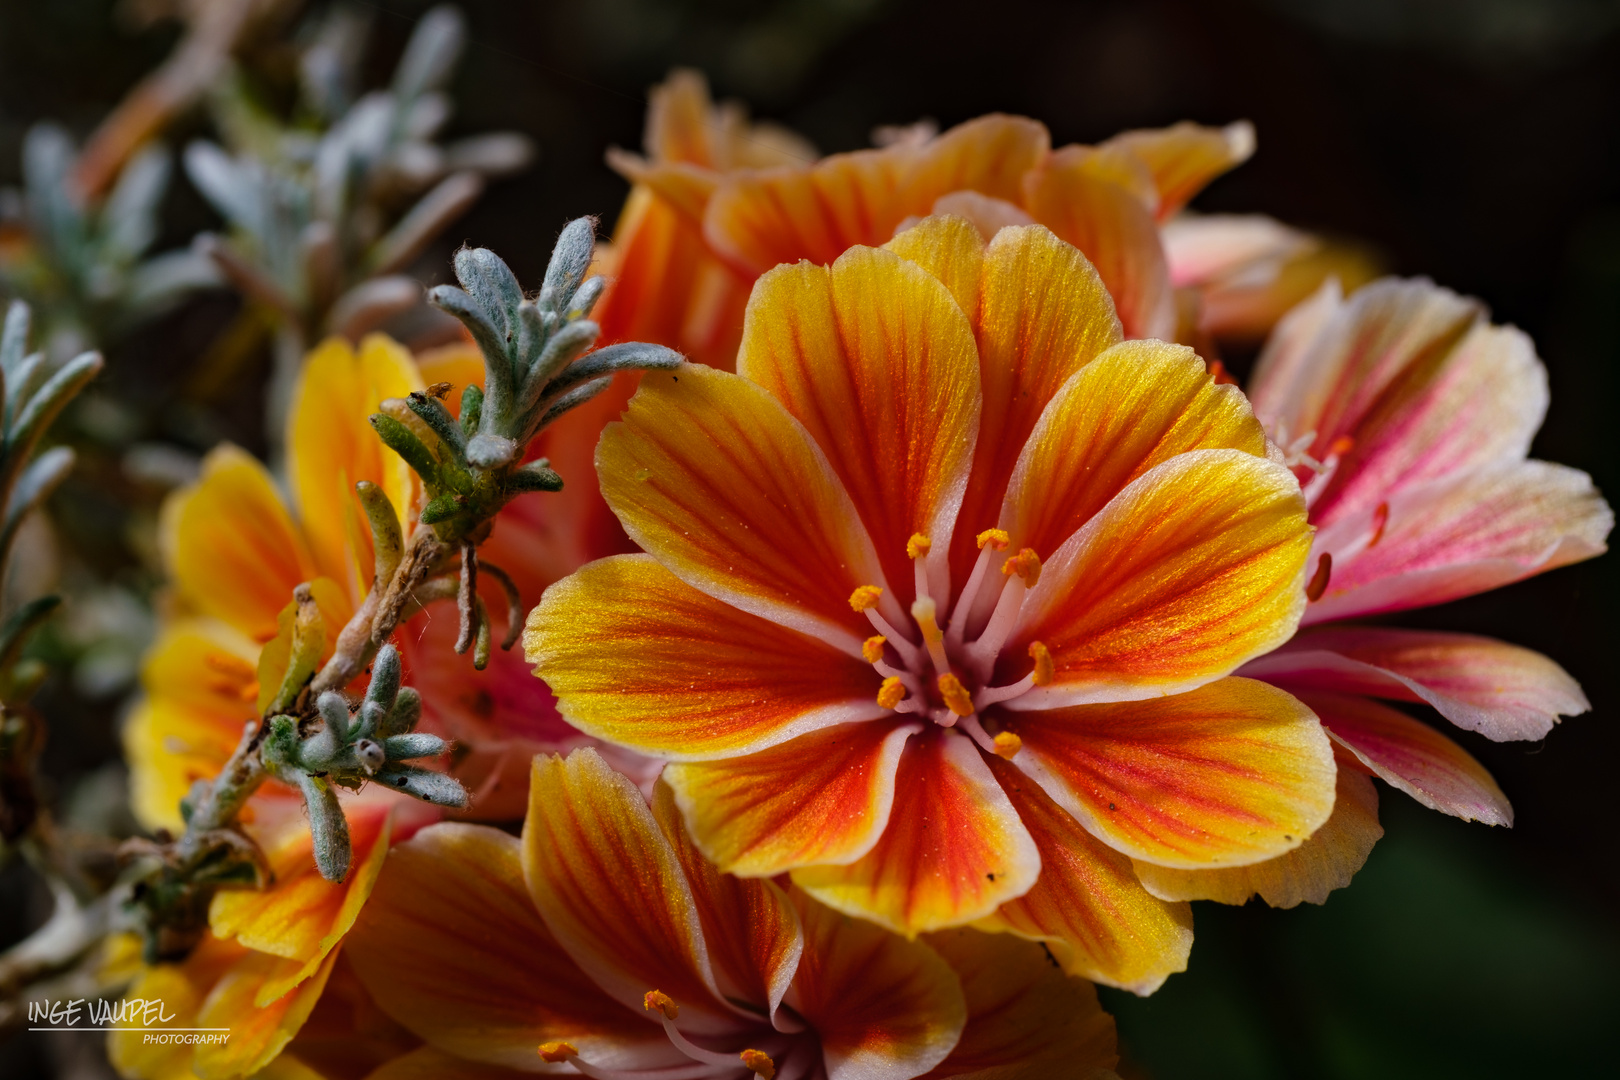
top-left (938, 673), bottom-right (975, 717)
top-left (906, 533), bottom-right (932, 559)
top-left (741, 1049), bottom-right (777, 1079)
top-left (848, 585), bottom-right (883, 612)
top-left (538, 1041), bottom-right (578, 1062)
top-left (993, 731), bottom-right (1023, 759)
top-left (1002, 547), bottom-right (1042, 587)
top-left (1328, 435), bottom-right (1355, 457)
top-left (1027, 641), bottom-right (1053, 687)
top-left (878, 676), bottom-right (906, 710)
top-left (644, 990), bottom-right (679, 1020)
top-left (1368, 501), bottom-right (1389, 548)
top-left (1306, 553), bottom-right (1333, 603)
top-left (976, 528), bottom-right (1010, 551)
top-left (862, 636), bottom-right (887, 664)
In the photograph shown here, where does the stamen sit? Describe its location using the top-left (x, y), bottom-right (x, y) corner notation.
top-left (1028, 641), bottom-right (1053, 686)
top-left (538, 1041), bottom-right (578, 1063)
top-left (1002, 548), bottom-right (1041, 588)
top-left (955, 713), bottom-right (997, 753)
top-left (967, 572), bottom-right (1031, 675)
top-left (863, 608), bottom-right (922, 670)
top-left (1367, 501), bottom-right (1389, 548)
top-left (741, 1049), bottom-right (777, 1079)
top-left (657, 1014), bottom-right (748, 1070)
top-left (906, 533), bottom-right (932, 559)
top-left (644, 990), bottom-right (679, 1020)
top-left (946, 529), bottom-right (1009, 649)
top-left (878, 676), bottom-right (907, 710)
top-left (848, 585), bottom-right (884, 612)
top-left (909, 534), bottom-right (934, 606)
top-left (862, 636), bottom-right (887, 664)
top-left (1305, 553), bottom-right (1332, 602)
top-left (937, 673), bottom-right (975, 717)
top-left (973, 673), bottom-right (1034, 708)
top-left (977, 529), bottom-right (1010, 551)
top-left (993, 731), bottom-right (1022, 759)
top-left (911, 596), bottom-right (953, 676)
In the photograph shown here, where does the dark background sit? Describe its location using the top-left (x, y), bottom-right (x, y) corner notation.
top-left (2, 1), bottom-right (1617, 1076)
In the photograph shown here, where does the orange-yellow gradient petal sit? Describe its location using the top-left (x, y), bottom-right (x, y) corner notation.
top-left (192, 947), bottom-right (340, 1079)
top-left (736, 247), bottom-right (981, 602)
top-left (908, 114), bottom-right (1050, 209)
top-left (1009, 450), bottom-right (1311, 705)
top-left (596, 363), bottom-right (889, 651)
top-left (1103, 120), bottom-right (1256, 220)
top-left (1007, 678), bottom-right (1337, 869)
top-left (164, 444), bottom-right (313, 640)
top-left (921, 928), bottom-right (1119, 1079)
top-left (1133, 744), bottom-right (1383, 908)
top-left (288, 334), bottom-right (421, 599)
top-left (663, 721), bottom-right (918, 877)
top-left (793, 732), bottom-right (1040, 936)
top-left (1001, 339), bottom-right (1268, 564)
top-left (1022, 147), bottom-right (1176, 340)
top-left (347, 822), bottom-right (660, 1070)
top-left (651, 780), bottom-right (803, 1019)
top-left (788, 887), bottom-right (967, 1079)
top-left (527, 554), bottom-right (885, 759)
top-left (521, 750), bottom-right (728, 1030)
top-left (975, 754), bottom-right (1192, 995)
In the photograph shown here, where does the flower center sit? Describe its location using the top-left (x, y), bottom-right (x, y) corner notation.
top-left (850, 530), bottom-right (1052, 759)
top-left (1267, 419), bottom-right (1353, 510)
top-left (538, 991), bottom-right (787, 1079)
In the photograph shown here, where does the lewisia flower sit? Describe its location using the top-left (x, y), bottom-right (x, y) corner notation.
top-left (600, 69), bottom-right (1256, 357)
top-left (1139, 277), bottom-right (1613, 907)
top-left (529, 216), bottom-right (1335, 993)
top-left (346, 748), bottom-right (1121, 1080)
top-left (593, 69), bottom-right (817, 369)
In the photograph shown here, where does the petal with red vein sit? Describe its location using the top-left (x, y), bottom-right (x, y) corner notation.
top-left (1304, 691), bottom-right (1513, 826)
top-left (1102, 121), bottom-right (1256, 220)
top-left (792, 731), bottom-right (1040, 936)
top-left (1242, 626), bottom-right (1590, 742)
top-left (1008, 678), bottom-right (1336, 869)
top-left (736, 246), bottom-right (981, 604)
top-left (907, 114), bottom-right (1051, 208)
top-left (976, 752), bottom-right (1192, 995)
top-left (663, 721), bottom-right (916, 877)
top-left (597, 364), bottom-right (891, 651)
top-left (788, 887), bottom-right (967, 1080)
top-left (527, 555), bottom-right (885, 759)
top-left (1009, 450), bottom-right (1311, 705)
top-left (348, 823), bottom-right (661, 1071)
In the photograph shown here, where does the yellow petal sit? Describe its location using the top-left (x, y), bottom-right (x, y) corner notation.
top-left (1133, 744), bottom-right (1383, 908)
top-left (1008, 678), bottom-right (1337, 869)
top-left (663, 720), bottom-right (917, 876)
top-left (788, 887), bottom-right (967, 1078)
top-left (793, 731), bottom-right (1040, 936)
top-left (347, 822), bottom-right (658, 1070)
top-left (527, 554), bottom-right (885, 759)
top-left (975, 753), bottom-right (1192, 995)
top-left (192, 948), bottom-right (339, 1079)
top-left (1009, 450), bottom-right (1311, 704)
top-left (288, 334), bottom-right (422, 601)
top-left (1102, 120), bottom-right (1256, 220)
top-left (1001, 338), bottom-right (1268, 570)
top-left (906, 114), bottom-right (1051, 209)
top-left (163, 444), bottom-right (314, 641)
top-left (596, 363), bottom-right (890, 653)
top-left (737, 246), bottom-right (981, 604)
top-left (884, 213), bottom-right (986, 319)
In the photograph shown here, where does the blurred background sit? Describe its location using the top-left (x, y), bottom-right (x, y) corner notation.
top-left (1, 0), bottom-right (1616, 1076)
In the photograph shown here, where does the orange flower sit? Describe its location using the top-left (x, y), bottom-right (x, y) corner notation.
top-left (599, 70), bottom-right (1255, 363)
top-left (528, 218), bottom-right (1333, 993)
top-left (345, 748), bottom-right (1121, 1079)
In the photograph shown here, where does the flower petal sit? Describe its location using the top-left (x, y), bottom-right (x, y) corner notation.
top-left (522, 749), bottom-right (732, 1030)
top-left (1303, 691), bottom-right (1513, 826)
top-left (1133, 743), bottom-right (1383, 907)
top-left (1102, 121), bottom-right (1256, 220)
top-left (663, 720), bottom-right (917, 877)
top-left (1009, 450), bottom-right (1311, 706)
top-left (974, 753), bottom-right (1192, 995)
top-left (598, 362), bottom-right (895, 649)
top-left (1007, 678), bottom-right (1337, 869)
top-left (289, 334), bottom-right (422, 601)
top-left (108, 936), bottom-right (245, 1080)
top-left (1022, 147), bottom-right (1176, 340)
top-left (347, 822), bottom-right (662, 1070)
top-left (1001, 339), bottom-right (1268, 566)
top-left (788, 887), bottom-right (967, 1080)
top-left (1242, 626), bottom-right (1590, 742)
top-left (921, 928), bottom-right (1119, 1079)
top-left (793, 731), bottom-right (1040, 936)
top-left (163, 444), bottom-right (313, 641)
top-left (1307, 460), bottom-right (1612, 623)
top-left (908, 114), bottom-right (1051, 209)
top-left (650, 779), bottom-right (803, 1020)
top-left (193, 947), bottom-right (340, 1080)
top-left (363, 1047), bottom-right (535, 1080)
top-left (736, 246), bottom-right (981, 604)
top-left (528, 554), bottom-right (885, 759)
